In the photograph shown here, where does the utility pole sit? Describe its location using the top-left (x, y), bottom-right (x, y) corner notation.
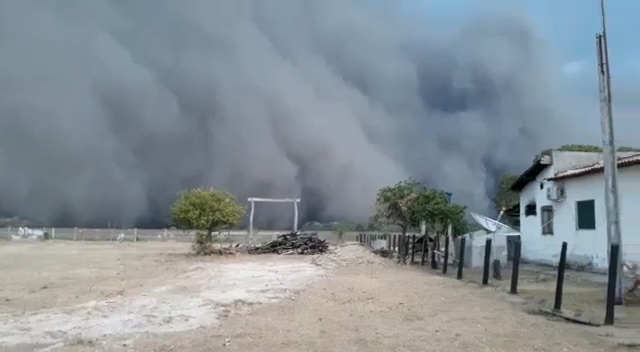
top-left (596, 0), bottom-right (624, 304)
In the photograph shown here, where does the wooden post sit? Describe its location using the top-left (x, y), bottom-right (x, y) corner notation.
top-left (249, 200), bottom-right (255, 245)
top-left (482, 238), bottom-right (493, 285)
top-left (410, 235), bottom-right (416, 264)
top-left (457, 237), bottom-right (466, 280)
top-left (420, 234), bottom-right (428, 266)
top-left (443, 235), bottom-right (450, 274)
top-left (510, 240), bottom-right (522, 294)
top-left (554, 242), bottom-right (568, 311)
top-left (605, 243), bottom-right (620, 325)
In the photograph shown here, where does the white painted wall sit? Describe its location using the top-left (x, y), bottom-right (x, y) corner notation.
top-left (519, 163), bottom-right (640, 270)
top-left (519, 166), bottom-right (557, 265)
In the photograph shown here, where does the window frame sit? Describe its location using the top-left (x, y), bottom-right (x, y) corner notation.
top-left (524, 202), bottom-right (537, 217)
top-left (575, 199), bottom-right (596, 230)
top-left (540, 205), bottom-right (554, 235)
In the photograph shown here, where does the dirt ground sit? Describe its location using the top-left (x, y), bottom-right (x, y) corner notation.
top-left (456, 262), bottom-right (640, 328)
top-left (0, 241), bottom-right (634, 351)
top-left (0, 241), bottom-right (196, 314)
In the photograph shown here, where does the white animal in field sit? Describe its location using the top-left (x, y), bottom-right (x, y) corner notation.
top-left (117, 233), bottom-right (125, 243)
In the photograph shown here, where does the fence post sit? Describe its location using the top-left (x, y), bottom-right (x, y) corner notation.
top-left (553, 241), bottom-right (568, 311)
top-left (51, 228), bottom-right (55, 240)
top-left (400, 235), bottom-right (408, 264)
top-left (604, 243), bottom-right (620, 325)
top-left (74, 227), bottom-right (77, 241)
top-left (405, 235), bottom-right (410, 264)
top-left (443, 235), bottom-right (450, 274)
top-left (392, 235), bottom-right (396, 253)
top-left (410, 235), bottom-right (416, 264)
top-left (482, 238), bottom-right (493, 285)
top-left (430, 236), bottom-right (438, 269)
top-left (420, 234), bottom-right (428, 266)
top-left (510, 240), bottom-right (521, 294)
top-left (387, 235), bottom-right (391, 250)
top-left (134, 228), bottom-right (138, 242)
top-left (457, 237), bottom-right (466, 280)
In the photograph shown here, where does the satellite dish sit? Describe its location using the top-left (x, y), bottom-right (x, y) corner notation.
top-left (471, 212), bottom-right (518, 234)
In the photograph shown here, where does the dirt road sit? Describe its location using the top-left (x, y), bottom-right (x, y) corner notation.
top-left (131, 249), bottom-right (613, 352)
top-left (0, 242), bottom-right (622, 351)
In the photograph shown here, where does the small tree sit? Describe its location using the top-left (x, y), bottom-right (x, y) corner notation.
top-left (372, 179), bottom-right (469, 262)
top-left (170, 188), bottom-right (245, 255)
top-left (371, 179), bottom-right (422, 236)
top-left (373, 180), bottom-right (467, 235)
top-left (412, 188), bottom-right (467, 236)
top-left (492, 173), bottom-right (519, 212)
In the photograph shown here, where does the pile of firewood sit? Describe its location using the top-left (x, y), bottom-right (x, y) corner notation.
top-left (373, 248), bottom-right (394, 258)
top-left (247, 232), bottom-right (329, 255)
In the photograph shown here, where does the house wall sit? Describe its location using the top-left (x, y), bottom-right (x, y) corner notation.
top-left (519, 167), bottom-right (557, 265)
top-left (519, 163), bottom-right (640, 270)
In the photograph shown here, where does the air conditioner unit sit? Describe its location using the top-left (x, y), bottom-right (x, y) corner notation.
top-left (547, 185), bottom-right (566, 201)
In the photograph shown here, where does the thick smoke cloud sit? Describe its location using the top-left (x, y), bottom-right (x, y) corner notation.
top-left (0, 0), bottom-right (572, 228)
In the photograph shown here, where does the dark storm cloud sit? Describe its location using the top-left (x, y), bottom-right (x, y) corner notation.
top-left (0, 0), bottom-right (576, 227)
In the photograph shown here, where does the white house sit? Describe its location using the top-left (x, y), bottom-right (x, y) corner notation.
top-left (510, 150), bottom-right (640, 271)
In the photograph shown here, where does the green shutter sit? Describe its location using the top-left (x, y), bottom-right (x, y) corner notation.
top-left (576, 200), bottom-right (596, 230)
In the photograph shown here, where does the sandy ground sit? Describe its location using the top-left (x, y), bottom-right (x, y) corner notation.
top-left (454, 261), bottom-right (640, 328)
top-left (0, 241), bottom-right (631, 352)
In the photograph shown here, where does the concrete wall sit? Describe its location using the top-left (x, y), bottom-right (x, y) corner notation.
top-left (519, 162), bottom-right (640, 270)
top-left (519, 166), bottom-right (558, 265)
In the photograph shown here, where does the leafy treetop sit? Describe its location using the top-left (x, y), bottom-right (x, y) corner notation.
top-left (492, 173), bottom-right (519, 213)
top-left (170, 188), bottom-right (245, 234)
top-left (541, 144), bottom-right (640, 156)
top-left (372, 179), bottom-right (467, 236)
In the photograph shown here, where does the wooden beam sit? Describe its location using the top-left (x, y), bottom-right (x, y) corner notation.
top-left (247, 197), bottom-right (300, 203)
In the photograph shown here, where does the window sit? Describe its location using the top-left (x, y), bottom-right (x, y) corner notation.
top-left (524, 202), bottom-right (537, 217)
top-left (541, 206), bottom-right (553, 235)
top-left (576, 199), bottom-right (596, 230)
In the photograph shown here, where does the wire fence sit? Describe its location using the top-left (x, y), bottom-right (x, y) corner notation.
top-left (0, 227), bottom-right (317, 244)
top-left (0, 227), bottom-right (190, 242)
top-left (358, 233), bottom-right (640, 328)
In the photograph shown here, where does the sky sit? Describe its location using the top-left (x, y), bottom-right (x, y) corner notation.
top-left (413, 0), bottom-right (639, 71)
top-left (409, 0), bottom-right (640, 146)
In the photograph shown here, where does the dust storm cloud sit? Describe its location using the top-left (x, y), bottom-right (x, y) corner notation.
top-left (0, 1), bottom-right (569, 227)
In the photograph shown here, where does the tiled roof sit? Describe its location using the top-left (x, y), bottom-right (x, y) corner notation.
top-left (547, 153), bottom-right (640, 181)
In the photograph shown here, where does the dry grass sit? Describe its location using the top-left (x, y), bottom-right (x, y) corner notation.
top-left (0, 240), bottom-right (193, 314)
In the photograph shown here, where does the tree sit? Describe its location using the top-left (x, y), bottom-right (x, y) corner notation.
top-left (170, 188), bottom-right (245, 255)
top-left (492, 173), bottom-right (519, 213)
top-left (372, 179), bottom-right (468, 237)
top-left (542, 144), bottom-right (640, 155)
top-left (557, 144), bottom-right (602, 152)
top-left (371, 179), bottom-right (422, 235)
